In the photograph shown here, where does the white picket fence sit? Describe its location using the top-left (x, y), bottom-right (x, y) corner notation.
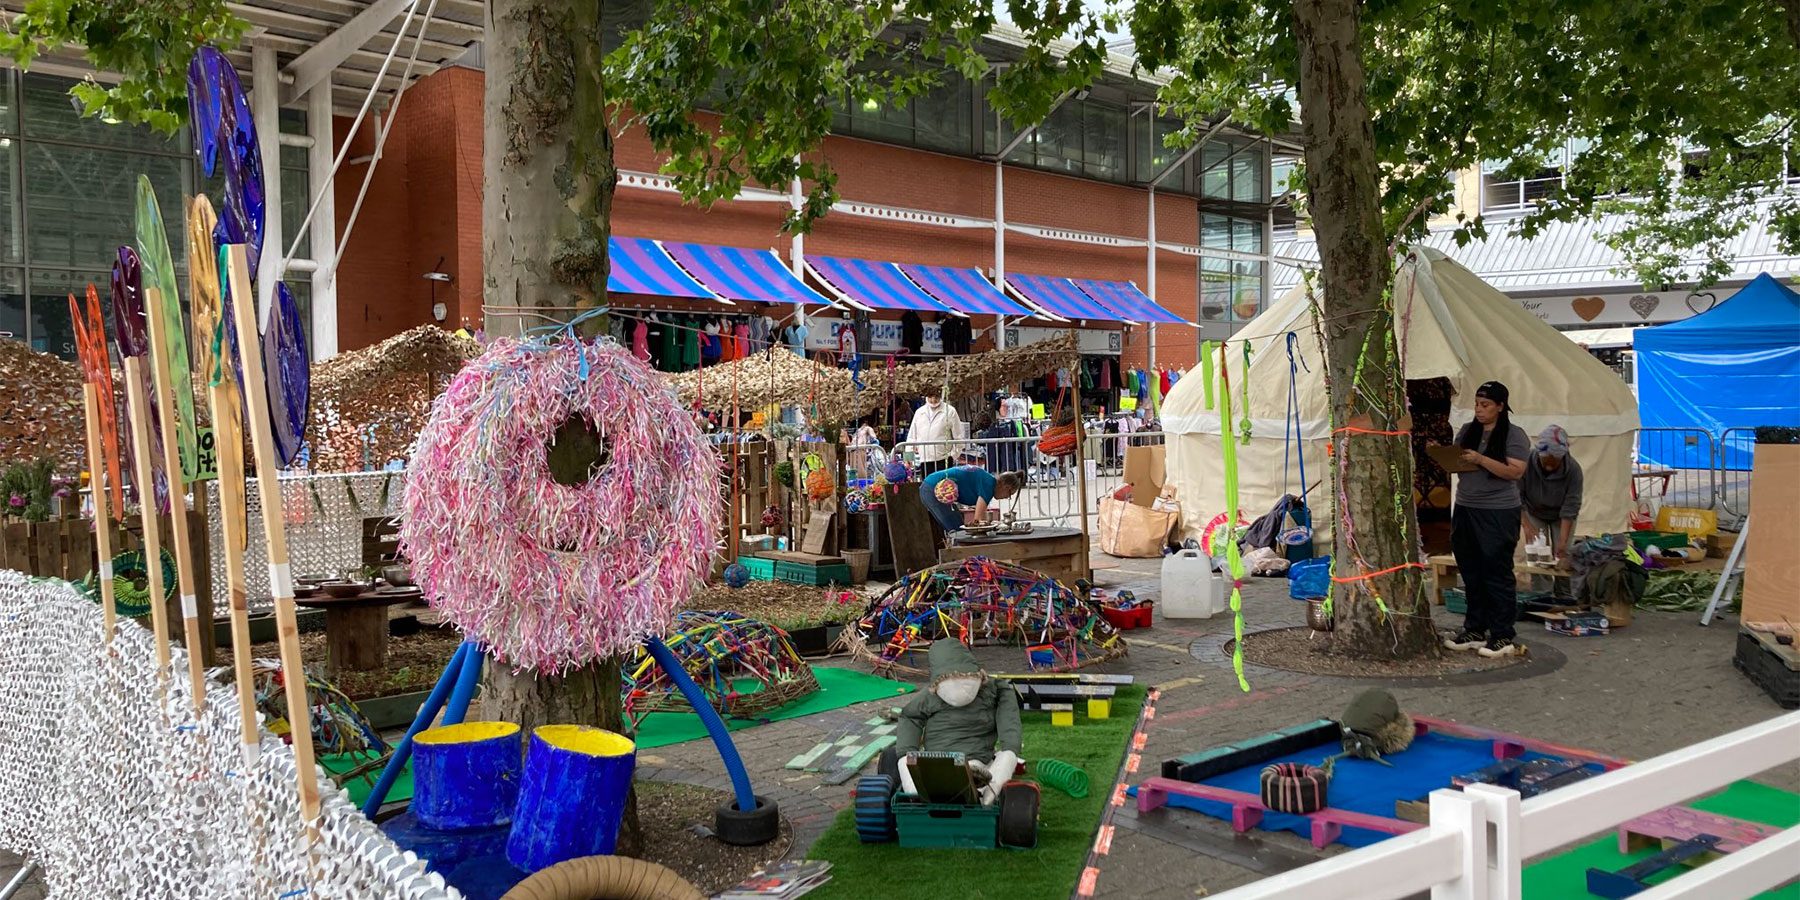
top-left (1208, 711), bottom-right (1800, 900)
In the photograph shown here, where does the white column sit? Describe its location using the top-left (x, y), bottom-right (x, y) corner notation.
top-left (306, 78), bottom-right (339, 358)
top-left (993, 158), bottom-right (1006, 350)
top-left (251, 44), bottom-right (285, 326)
top-left (1146, 187), bottom-right (1157, 372)
top-left (789, 169), bottom-right (806, 328)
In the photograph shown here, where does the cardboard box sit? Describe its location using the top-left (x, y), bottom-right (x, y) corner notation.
top-left (1743, 444), bottom-right (1800, 628)
top-left (1123, 444), bottom-right (1166, 508)
top-left (1707, 530), bottom-right (1740, 559)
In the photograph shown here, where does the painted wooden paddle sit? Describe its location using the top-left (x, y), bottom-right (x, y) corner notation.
top-left (113, 248), bottom-right (173, 670)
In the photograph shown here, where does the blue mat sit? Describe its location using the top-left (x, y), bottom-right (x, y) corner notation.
top-left (1133, 733), bottom-right (1601, 848)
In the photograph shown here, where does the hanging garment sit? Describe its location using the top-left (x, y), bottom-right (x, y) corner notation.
top-left (1099, 359), bottom-right (1112, 391)
top-left (650, 315), bottom-right (672, 371)
top-left (734, 321), bottom-right (751, 358)
top-left (784, 323), bottom-right (808, 355)
top-left (631, 320), bottom-right (650, 361)
top-left (682, 318), bottom-right (701, 369)
top-left (900, 310), bottom-right (924, 356)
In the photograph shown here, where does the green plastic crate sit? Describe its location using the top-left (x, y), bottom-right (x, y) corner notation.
top-left (894, 797), bottom-right (997, 849)
top-left (1628, 530), bottom-right (1691, 553)
top-left (1445, 588), bottom-right (1548, 616)
top-left (775, 560), bottom-right (853, 586)
top-left (736, 556), bottom-right (776, 581)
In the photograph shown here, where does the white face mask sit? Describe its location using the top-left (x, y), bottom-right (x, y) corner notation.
top-left (935, 675), bottom-right (982, 708)
top-left (926, 398), bottom-right (941, 409)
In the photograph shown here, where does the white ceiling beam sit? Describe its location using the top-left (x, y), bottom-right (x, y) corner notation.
top-left (273, 0), bottom-right (483, 31)
top-left (282, 0), bottom-right (414, 103)
top-left (229, 4), bottom-right (470, 56)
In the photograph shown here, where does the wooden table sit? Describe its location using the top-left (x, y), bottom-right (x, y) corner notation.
top-left (294, 586), bottom-right (421, 674)
top-left (943, 526), bottom-right (1088, 584)
top-left (1428, 554), bottom-right (1570, 606)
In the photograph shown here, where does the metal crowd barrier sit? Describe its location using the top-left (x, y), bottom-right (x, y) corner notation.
top-left (891, 431), bottom-right (1166, 529)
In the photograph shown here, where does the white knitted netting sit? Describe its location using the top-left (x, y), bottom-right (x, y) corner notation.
top-left (0, 570), bottom-right (458, 899)
top-left (205, 471), bottom-right (407, 615)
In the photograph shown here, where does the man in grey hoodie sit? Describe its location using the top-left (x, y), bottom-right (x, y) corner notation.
top-left (1521, 425), bottom-right (1583, 600)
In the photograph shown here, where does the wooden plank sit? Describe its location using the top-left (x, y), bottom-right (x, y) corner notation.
top-left (1134, 777), bottom-right (1424, 849)
top-left (34, 521), bottom-right (60, 578)
top-left (64, 517), bottom-right (94, 582)
top-left (885, 482), bottom-right (939, 576)
top-left (1619, 806), bottom-right (1779, 856)
top-left (764, 551), bottom-right (846, 565)
top-left (1412, 715), bottom-right (1632, 769)
top-left (1743, 444), bottom-right (1800, 626)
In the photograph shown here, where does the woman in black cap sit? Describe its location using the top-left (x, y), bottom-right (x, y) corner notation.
top-left (1445, 380), bottom-right (1530, 657)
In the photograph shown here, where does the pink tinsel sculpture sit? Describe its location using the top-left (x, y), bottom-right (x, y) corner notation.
top-left (401, 337), bottom-right (721, 672)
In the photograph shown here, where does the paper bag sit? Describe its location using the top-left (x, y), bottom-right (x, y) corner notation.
top-left (1098, 495), bottom-right (1177, 558)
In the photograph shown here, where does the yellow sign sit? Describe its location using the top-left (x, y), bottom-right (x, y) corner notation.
top-left (1119, 396), bottom-right (1138, 411)
top-left (1031, 403), bottom-right (1046, 419)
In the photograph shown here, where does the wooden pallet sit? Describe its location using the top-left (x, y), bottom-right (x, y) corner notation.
top-left (1618, 806), bottom-right (1779, 856)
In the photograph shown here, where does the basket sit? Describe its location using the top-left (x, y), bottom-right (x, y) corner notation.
top-left (1100, 604), bottom-right (1153, 630)
top-left (842, 549), bottom-right (873, 583)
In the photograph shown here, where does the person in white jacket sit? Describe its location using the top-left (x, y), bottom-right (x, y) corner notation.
top-left (908, 388), bottom-right (965, 477)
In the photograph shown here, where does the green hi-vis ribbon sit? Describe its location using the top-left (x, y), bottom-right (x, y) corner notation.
top-left (1217, 346), bottom-right (1250, 693)
top-left (1201, 341), bottom-right (1215, 410)
top-left (1240, 342), bottom-right (1253, 444)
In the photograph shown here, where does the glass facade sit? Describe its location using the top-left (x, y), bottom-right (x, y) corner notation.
top-left (0, 69), bottom-right (312, 359)
top-left (1199, 212), bottom-right (1266, 325)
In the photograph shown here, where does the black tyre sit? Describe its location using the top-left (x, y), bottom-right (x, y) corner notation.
top-left (853, 775), bottom-right (897, 844)
top-left (996, 782), bottom-right (1040, 849)
top-left (877, 747), bottom-right (901, 784)
top-left (715, 794), bottom-right (780, 846)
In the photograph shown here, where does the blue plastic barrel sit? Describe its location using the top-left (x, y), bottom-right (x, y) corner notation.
top-left (411, 721), bottom-right (523, 831)
top-left (505, 725), bottom-right (637, 872)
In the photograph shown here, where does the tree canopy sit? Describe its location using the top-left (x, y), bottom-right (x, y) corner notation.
top-left (1129, 0), bottom-right (1799, 287)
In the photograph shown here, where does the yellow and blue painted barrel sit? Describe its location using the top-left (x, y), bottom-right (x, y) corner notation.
top-left (505, 725), bottom-right (637, 872)
top-left (412, 721), bottom-right (523, 831)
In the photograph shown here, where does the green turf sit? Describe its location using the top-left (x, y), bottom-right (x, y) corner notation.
top-left (323, 750), bottom-right (411, 806)
top-left (633, 666), bottom-right (915, 749)
top-left (1521, 779), bottom-right (1800, 899)
top-left (803, 685), bottom-right (1145, 900)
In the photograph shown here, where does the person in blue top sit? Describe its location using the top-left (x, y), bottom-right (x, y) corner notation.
top-left (921, 465), bottom-right (1023, 534)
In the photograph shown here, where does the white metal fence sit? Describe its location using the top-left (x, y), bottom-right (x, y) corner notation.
top-left (0, 570), bottom-right (455, 898)
top-left (890, 431), bottom-right (1166, 529)
top-left (1204, 711), bottom-right (1800, 900)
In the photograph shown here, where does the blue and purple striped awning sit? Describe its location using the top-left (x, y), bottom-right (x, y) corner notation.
top-left (607, 237), bottom-right (718, 299)
top-left (1071, 278), bottom-right (1189, 325)
top-left (1005, 273), bottom-right (1122, 322)
top-left (663, 241), bottom-right (832, 306)
top-left (898, 264), bottom-right (1034, 317)
top-left (807, 255), bottom-right (951, 312)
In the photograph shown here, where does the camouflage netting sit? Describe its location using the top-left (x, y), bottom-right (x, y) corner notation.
top-left (306, 327), bottom-right (480, 473)
top-left (0, 570), bottom-right (457, 898)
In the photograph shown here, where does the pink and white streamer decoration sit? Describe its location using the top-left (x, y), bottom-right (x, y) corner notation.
top-left (401, 337), bottom-right (720, 672)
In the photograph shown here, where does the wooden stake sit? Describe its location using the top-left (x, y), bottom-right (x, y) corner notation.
top-left (144, 285), bottom-right (209, 711)
top-left (224, 244), bottom-right (321, 826)
top-left (1071, 370), bottom-right (1092, 583)
top-left (81, 383), bottom-right (119, 640)
top-left (211, 379), bottom-right (261, 764)
top-left (122, 356), bottom-right (172, 670)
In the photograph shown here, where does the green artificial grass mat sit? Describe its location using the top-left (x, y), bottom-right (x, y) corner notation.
top-left (803, 685), bottom-right (1146, 900)
top-left (323, 750), bottom-right (410, 806)
top-left (633, 666), bottom-right (915, 750)
top-left (1521, 779), bottom-right (1800, 898)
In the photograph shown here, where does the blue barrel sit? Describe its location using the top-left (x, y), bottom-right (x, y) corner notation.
top-left (412, 721), bottom-right (523, 831)
top-left (505, 725), bottom-right (637, 872)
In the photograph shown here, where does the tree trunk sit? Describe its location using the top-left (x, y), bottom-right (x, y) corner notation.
top-left (481, 0), bottom-right (639, 855)
top-left (1292, 0), bottom-right (1437, 659)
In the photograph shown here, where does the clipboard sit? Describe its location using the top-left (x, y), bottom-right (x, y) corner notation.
top-left (1427, 444), bottom-right (1479, 474)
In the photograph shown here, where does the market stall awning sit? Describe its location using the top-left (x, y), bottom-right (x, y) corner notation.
top-left (806, 255), bottom-right (953, 313)
top-left (607, 237), bottom-right (720, 300)
top-left (899, 264), bottom-right (1035, 317)
top-left (663, 241), bottom-right (833, 306)
top-left (1004, 273), bottom-right (1121, 323)
top-left (1071, 278), bottom-right (1190, 325)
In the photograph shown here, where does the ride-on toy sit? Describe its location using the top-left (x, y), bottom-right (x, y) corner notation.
top-left (854, 750), bottom-right (1040, 849)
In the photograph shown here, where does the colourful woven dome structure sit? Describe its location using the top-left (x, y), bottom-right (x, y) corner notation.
top-left (622, 611), bottom-right (820, 728)
top-left (847, 557), bottom-right (1128, 677)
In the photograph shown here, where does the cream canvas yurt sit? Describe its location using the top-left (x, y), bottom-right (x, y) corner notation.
top-left (1162, 248), bottom-right (1639, 543)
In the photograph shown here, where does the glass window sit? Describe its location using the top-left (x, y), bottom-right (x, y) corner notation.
top-left (1231, 143), bottom-right (1264, 202)
top-left (1232, 217), bottom-right (1262, 253)
top-left (1035, 101), bottom-right (1083, 173)
top-left (1082, 102), bottom-right (1125, 182)
top-left (848, 88), bottom-right (912, 144)
top-left (26, 268), bottom-right (101, 359)
top-left (1201, 213), bottom-right (1231, 250)
top-left (913, 76), bottom-right (972, 153)
top-left (1199, 256), bottom-right (1231, 322)
top-left (600, 0), bottom-right (654, 54)
top-left (1, 136), bottom-right (20, 264)
top-left (0, 69), bottom-right (16, 135)
top-left (21, 74), bottom-right (187, 154)
top-left (1200, 141), bottom-right (1230, 199)
top-left (282, 161), bottom-right (311, 260)
top-left (24, 143), bottom-right (191, 271)
top-left (0, 267), bottom-right (22, 343)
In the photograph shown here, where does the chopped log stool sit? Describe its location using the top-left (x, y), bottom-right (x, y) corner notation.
top-left (294, 586), bottom-right (422, 674)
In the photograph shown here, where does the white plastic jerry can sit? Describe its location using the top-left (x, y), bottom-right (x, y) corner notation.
top-left (1161, 548), bottom-right (1226, 619)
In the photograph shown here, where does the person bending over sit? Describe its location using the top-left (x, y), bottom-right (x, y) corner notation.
top-left (1521, 424), bottom-right (1583, 600)
top-left (920, 465), bottom-right (1022, 534)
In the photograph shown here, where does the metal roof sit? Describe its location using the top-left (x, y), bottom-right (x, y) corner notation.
top-left (1, 0), bottom-right (483, 114)
top-left (1271, 199), bottom-right (1800, 293)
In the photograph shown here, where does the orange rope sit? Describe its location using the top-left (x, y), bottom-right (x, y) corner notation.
top-left (1330, 561), bottom-right (1426, 584)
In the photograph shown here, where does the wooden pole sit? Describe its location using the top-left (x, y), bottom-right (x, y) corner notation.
top-left (211, 380), bottom-right (261, 764)
top-left (122, 356), bottom-right (172, 670)
top-left (225, 244), bottom-right (321, 827)
top-left (1071, 363), bottom-right (1092, 583)
top-left (144, 284), bottom-right (209, 711)
top-left (81, 384), bottom-right (119, 640)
